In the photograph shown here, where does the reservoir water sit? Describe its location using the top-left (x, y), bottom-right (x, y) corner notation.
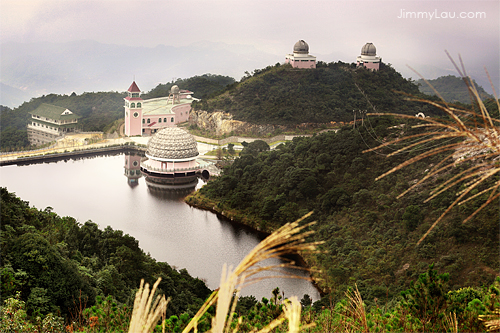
top-left (0, 153), bottom-right (320, 302)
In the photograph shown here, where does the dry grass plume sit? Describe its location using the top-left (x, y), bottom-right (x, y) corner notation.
top-left (364, 53), bottom-right (500, 245)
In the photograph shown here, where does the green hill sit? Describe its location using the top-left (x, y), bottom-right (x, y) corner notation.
top-left (192, 62), bottom-right (442, 125)
top-left (187, 121), bottom-right (499, 304)
top-left (416, 75), bottom-right (493, 104)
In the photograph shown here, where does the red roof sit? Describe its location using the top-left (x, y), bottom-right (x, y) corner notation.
top-left (127, 81), bottom-right (141, 93)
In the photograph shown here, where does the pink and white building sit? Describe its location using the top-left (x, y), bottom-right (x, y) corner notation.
top-left (356, 42), bottom-right (381, 71)
top-left (285, 40), bottom-right (316, 69)
top-left (124, 81), bottom-right (198, 136)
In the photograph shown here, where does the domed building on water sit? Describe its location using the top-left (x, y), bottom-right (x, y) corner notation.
top-left (356, 42), bottom-right (381, 71)
top-left (140, 127), bottom-right (211, 188)
top-left (285, 40), bottom-right (316, 69)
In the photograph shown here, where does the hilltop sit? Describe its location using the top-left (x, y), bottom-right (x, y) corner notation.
top-left (189, 62), bottom-right (443, 135)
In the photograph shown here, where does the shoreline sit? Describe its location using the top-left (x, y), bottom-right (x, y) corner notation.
top-left (185, 191), bottom-right (327, 297)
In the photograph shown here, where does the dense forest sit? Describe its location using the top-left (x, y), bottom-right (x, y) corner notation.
top-left (0, 74), bottom-right (234, 151)
top-left (416, 75), bottom-right (494, 104)
top-left (187, 117), bottom-right (499, 303)
top-left (0, 187), bottom-right (212, 331)
top-left (191, 62), bottom-right (445, 125)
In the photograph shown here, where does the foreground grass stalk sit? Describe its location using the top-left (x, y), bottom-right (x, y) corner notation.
top-left (128, 278), bottom-right (169, 333)
top-left (182, 212), bottom-right (321, 333)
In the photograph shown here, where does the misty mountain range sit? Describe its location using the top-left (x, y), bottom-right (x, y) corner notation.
top-left (0, 40), bottom-right (496, 108)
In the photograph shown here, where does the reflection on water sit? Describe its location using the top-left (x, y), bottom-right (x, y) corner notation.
top-left (0, 153), bottom-right (320, 302)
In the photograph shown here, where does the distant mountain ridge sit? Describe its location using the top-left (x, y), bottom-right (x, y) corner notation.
top-left (0, 40), bottom-right (278, 107)
top-left (416, 75), bottom-right (493, 104)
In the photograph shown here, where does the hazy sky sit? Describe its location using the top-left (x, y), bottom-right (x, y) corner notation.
top-left (1, 0), bottom-right (499, 88)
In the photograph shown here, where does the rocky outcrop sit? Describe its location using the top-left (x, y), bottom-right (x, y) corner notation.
top-left (189, 110), bottom-right (281, 136)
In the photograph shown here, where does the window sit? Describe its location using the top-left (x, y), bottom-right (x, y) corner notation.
top-left (131, 103), bottom-right (135, 108)
top-left (159, 118), bottom-right (162, 123)
top-left (133, 112), bottom-right (139, 118)
top-left (147, 119), bottom-right (150, 123)
top-left (164, 118), bottom-right (167, 122)
top-left (142, 119), bottom-right (145, 124)
top-left (171, 117), bottom-right (174, 122)
top-left (137, 103), bottom-right (141, 108)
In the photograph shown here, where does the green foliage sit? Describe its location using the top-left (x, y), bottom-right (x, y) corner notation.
top-left (193, 121), bottom-right (499, 306)
top-left (401, 264), bottom-right (449, 331)
top-left (0, 187), bottom-right (212, 328)
top-left (0, 292), bottom-right (65, 333)
top-left (81, 295), bottom-right (131, 333)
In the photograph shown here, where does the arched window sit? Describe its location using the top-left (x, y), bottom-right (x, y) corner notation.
top-left (171, 117), bottom-right (174, 122)
top-left (147, 118), bottom-right (150, 123)
top-left (164, 118), bottom-right (167, 122)
top-left (142, 119), bottom-right (145, 124)
top-left (131, 103), bottom-right (135, 108)
top-left (137, 103), bottom-right (141, 108)
top-left (159, 118), bottom-right (162, 123)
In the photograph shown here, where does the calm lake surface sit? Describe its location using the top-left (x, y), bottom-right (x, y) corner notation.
top-left (0, 153), bottom-right (320, 301)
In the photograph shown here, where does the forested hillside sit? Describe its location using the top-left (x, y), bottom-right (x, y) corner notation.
top-left (0, 92), bottom-right (125, 151)
top-left (192, 62), bottom-right (442, 125)
top-left (187, 118), bottom-right (499, 304)
top-left (0, 74), bottom-right (235, 151)
top-left (416, 75), bottom-right (493, 104)
top-left (0, 187), bottom-right (212, 330)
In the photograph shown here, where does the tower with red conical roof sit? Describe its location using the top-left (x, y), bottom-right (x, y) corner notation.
top-left (124, 81), bottom-right (143, 136)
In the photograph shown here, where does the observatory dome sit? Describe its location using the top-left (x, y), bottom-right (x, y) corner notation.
top-left (146, 127), bottom-right (198, 160)
top-left (361, 43), bottom-right (377, 56)
top-left (293, 40), bottom-right (309, 54)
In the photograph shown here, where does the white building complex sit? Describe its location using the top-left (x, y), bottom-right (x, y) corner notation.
top-left (27, 104), bottom-right (81, 146)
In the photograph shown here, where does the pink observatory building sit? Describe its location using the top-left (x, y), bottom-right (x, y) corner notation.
top-left (124, 81), bottom-right (197, 136)
top-left (140, 127), bottom-right (211, 188)
top-left (356, 42), bottom-right (381, 71)
top-left (285, 40), bottom-right (316, 69)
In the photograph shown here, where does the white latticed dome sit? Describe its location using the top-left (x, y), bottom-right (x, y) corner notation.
top-left (146, 127), bottom-right (198, 160)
